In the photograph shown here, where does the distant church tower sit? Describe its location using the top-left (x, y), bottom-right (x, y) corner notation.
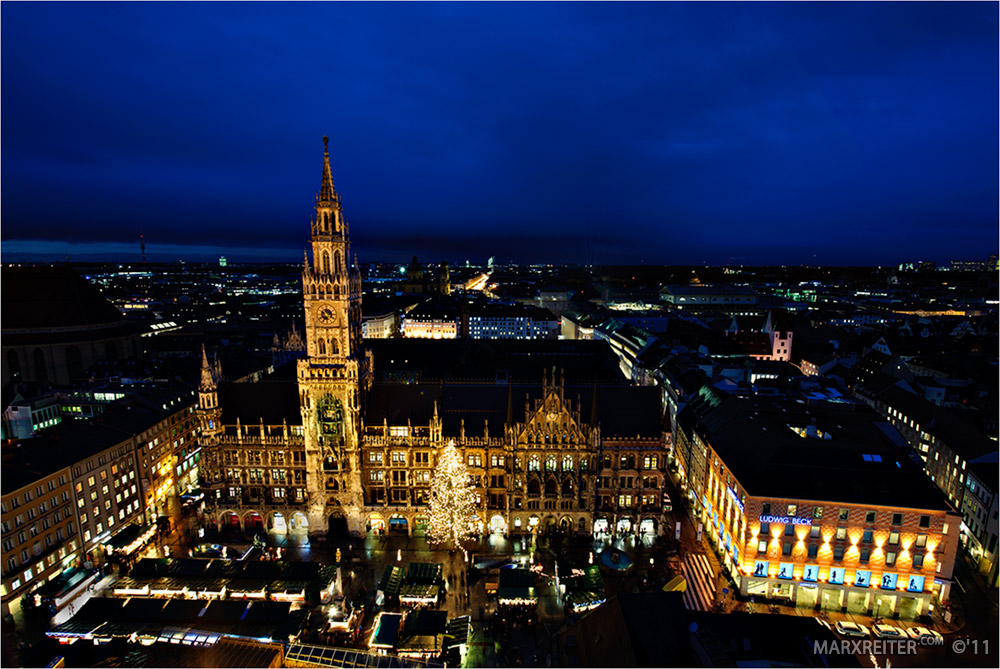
top-left (297, 136), bottom-right (371, 535)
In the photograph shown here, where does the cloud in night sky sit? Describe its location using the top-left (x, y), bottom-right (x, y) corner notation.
top-left (1, 1), bottom-right (997, 265)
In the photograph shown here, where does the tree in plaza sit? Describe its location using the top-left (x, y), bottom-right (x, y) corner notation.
top-left (427, 439), bottom-right (479, 550)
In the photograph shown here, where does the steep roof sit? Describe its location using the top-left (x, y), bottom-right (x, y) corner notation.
top-left (364, 382), bottom-right (662, 439)
top-left (218, 380), bottom-right (302, 425)
top-left (1, 265), bottom-right (126, 330)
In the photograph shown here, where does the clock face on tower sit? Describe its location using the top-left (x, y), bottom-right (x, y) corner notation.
top-left (318, 306), bottom-right (337, 324)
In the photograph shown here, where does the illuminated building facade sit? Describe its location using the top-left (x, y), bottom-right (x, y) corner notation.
top-left (361, 311), bottom-right (397, 339)
top-left (71, 436), bottom-right (145, 561)
top-left (1, 466), bottom-right (76, 617)
top-left (401, 304), bottom-right (460, 339)
top-left (658, 283), bottom-right (757, 308)
top-left (1, 390), bottom-right (197, 616)
top-left (673, 389), bottom-right (959, 619)
top-left (466, 304), bottom-right (558, 340)
top-left (858, 384), bottom-right (998, 584)
top-left (199, 139), bottom-right (669, 539)
top-left (359, 375), bottom-right (665, 538)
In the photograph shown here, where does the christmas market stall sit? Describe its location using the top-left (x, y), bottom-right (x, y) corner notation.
top-left (368, 611), bottom-right (403, 655)
top-left (396, 609), bottom-right (448, 660)
top-left (497, 567), bottom-right (538, 607)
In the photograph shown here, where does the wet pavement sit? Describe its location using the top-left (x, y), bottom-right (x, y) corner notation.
top-left (5, 485), bottom-right (995, 668)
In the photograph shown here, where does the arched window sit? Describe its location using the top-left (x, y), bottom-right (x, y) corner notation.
top-left (322, 251), bottom-right (330, 274)
top-left (6, 349), bottom-right (21, 382)
top-left (324, 212), bottom-right (329, 230)
top-left (544, 479), bottom-right (557, 496)
top-left (334, 285), bottom-right (340, 298)
top-left (335, 251), bottom-right (342, 273)
top-left (545, 455), bottom-right (557, 471)
top-left (562, 455), bottom-right (573, 471)
top-left (330, 338), bottom-right (339, 355)
top-left (527, 479), bottom-right (541, 495)
top-left (528, 454), bottom-right (540, 471)
top-left (65, 346), bottom-right (82, 380)
top-left (318, 339), bottom-right (326, 355)
top-left (33, 348), bottom-right (48, 383)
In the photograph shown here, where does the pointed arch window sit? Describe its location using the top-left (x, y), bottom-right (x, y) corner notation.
top-left (545, 455), bottom-right (557, 471)
top-left (335, 251), bottom-right (342, 273)
top-left (330, 338), bottom-right (339, 355)
top-left (32, 348), bottom-right (47, 383)
top-left (562, 455), bottom-right (573, 471)
top-left (528, 454), bottom-right (540, 472)
top-left (334, 285), bottom-right (340, 298)
top-left (322, 251), bottom-right (331, 274)
top-left (318, 339), bottom-right (326, 356)
top-left (7, 350), bottom-right (21, 382)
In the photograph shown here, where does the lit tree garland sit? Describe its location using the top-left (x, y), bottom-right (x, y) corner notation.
top-left (427, 440), bottom-right (479, 550)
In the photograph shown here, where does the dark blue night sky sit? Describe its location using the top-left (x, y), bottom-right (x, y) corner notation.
top-left (2, 2), bottom-right (997, 265)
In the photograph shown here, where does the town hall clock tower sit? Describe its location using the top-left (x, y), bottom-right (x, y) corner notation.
top-left (298, 136), bottom-right (371, 537)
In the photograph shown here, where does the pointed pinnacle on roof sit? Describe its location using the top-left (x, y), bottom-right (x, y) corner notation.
top-left (199, 344), bottom-right (215, 391)
top-left (319, 135), bottom-right (337, 202)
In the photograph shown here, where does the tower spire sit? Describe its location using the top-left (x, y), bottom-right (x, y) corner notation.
top-left (319, 135), bottom-right (338, 203)
top-left (200, 344), bottom-right (215, 391)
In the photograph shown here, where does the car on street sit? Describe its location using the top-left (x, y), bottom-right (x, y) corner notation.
top-left (194, 543), bottom-right (225, 558)
top-left (873, 623), bottom-right (905, 639)
top-left (904, 626), bottom-right (944, 644)
top-left (835, 621), bottom-right (871, 638)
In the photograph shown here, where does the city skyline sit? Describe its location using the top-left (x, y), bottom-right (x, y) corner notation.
top-left (2, 2), bottom-right (998, 266)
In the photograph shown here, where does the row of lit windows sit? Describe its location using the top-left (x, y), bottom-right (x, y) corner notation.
top-left (760, 502), bottom-right (933, 528)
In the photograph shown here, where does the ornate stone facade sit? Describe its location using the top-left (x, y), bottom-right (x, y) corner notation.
top-left (199, 139), bottom-right (669, 541)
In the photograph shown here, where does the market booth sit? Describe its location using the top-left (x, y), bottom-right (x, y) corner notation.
top-left (396, 609), bottom-right (448, 660)
top-left (497, 568), bottom-right (538, 607)
top-left (104, 524), bottom-right (156, 562)
top-left (564, 565), bottom-right (606, 613)
top-left (369, 612), bottom-right (403, 655)
top-left (377, 566), bottom-right (404, 603)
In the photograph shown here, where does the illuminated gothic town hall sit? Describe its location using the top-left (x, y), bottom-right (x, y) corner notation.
top-left (197, 138), bottom-right (670, 542)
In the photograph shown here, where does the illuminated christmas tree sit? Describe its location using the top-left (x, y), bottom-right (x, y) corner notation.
top-left (427, 440), bottom-right (478, 549)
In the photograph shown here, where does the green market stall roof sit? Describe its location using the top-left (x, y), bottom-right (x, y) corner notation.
top-left (443, 616), bottom-right (471, 651)
top-left (379, 566), bottom-right (404, 596)
top-left (286, 643), bottom-right (443, 667)
top-left (405, 562), bottom-right (443, 585)
top-left (399, 584), bottom-right (439, 604)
